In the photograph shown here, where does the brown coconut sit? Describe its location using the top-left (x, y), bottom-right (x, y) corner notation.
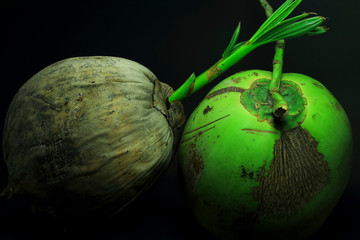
top-left (1, 56), bottom-right (185, 217)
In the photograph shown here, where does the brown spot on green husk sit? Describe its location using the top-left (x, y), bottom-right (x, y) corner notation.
top-left (203, 105), bottom-right (213, 115)
top-left (183, 114), bottom-right (230, 136)
top-left (206, 87), bottom-right (245, 100)
top-left (181, 126), bottom-right (215, 144)
top-left (242, 129), bottom-right (278, 135)
top-left (179, 143), bottom-right (204, 206)
top-left (189, 143), bottom-right (204, 175)
top-left (331, 101), bottom-right (341, 111)
top-left (253, 126), bottom-right (330, 219)
top-left (312, 82), bottom-right (324, 89)
top-left (240, 165), bottom-right (254, 179)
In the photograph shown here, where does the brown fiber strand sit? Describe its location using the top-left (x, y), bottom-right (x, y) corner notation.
top-left (254, 126), bottom-right (330, 218)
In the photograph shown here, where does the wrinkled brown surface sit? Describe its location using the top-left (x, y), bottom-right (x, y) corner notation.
top-left (253, 126), bottom-right (330, 219)
top-left (2, 56), bottom-right (185, 217)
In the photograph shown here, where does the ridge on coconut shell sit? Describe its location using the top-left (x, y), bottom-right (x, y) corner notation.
top-left (1, 56), bottom-right (185, 217)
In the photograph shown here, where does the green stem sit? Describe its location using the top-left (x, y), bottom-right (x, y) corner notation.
top-left (168, 43), bottom-right (256, 103)
top-left (260, 0), bottom-right (288, 118)
top-left (168, 0), bottom-right (327, 104)
top-left (269, 40), bottom-right (285, 93)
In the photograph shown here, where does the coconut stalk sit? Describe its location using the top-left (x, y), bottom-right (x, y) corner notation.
top-left (168, 0), bottom-right (327, 103)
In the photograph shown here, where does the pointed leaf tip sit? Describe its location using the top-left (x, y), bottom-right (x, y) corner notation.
top-left (222, 21), bottom-right (241, 58)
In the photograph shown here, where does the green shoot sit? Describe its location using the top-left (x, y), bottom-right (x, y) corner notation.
top-left (168, 0), bottom-right (327, 103)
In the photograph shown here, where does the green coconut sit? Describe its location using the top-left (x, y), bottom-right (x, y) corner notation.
top-left (178, 69), bottom-right (352, 239)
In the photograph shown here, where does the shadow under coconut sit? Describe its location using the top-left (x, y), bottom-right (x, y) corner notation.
top-left (0, 190), bottom-right (168, 239)
top-left (2, 150), bottom-right (355, 240)
top-left (0, 156), bottom-right (216, 240)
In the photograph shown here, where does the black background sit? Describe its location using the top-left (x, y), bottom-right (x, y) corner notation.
top-left (1, 0), bottom-right (359, 239)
